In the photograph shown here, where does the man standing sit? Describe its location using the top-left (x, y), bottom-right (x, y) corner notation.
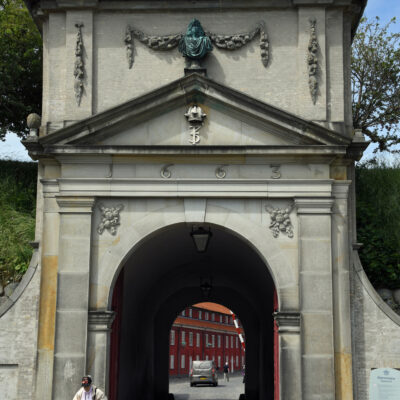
top-left (72, 375), bottom-right (107, 400)
top-left (223, 362), bottom-right (230, 382)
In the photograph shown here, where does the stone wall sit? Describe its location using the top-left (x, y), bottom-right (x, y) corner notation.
top-left (0, 251), bottom-right (40, 400)
top-left (41, 5), bottom-right (351, 135)
top-left (352, 252), bottom-right (400, 400)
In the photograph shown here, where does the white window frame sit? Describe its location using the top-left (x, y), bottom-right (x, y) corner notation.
top-left (170, 355), bottom-right (174, 370)
top-left (236, 355), bottom-right (239, 367)
top-left (236, 337), bottom-right (239, 348)
top-left (231, 336), bottom-right (233, 348)
top-left (189, 332), bottom-right (193, 346)
top-left (189, 308), bottom-right (192, 318)
top-left (196, 333), bottom-right (200, 347)
top-left (198, 310), bottom-right (202, 320)
top-left (182, 309), bottom-right (185, 316)
top-left (212, 335), bottom-right (215, 348)
top-left (226, 336), bottom-right (229, 348)
top-left (220, 315), bottom-right (223, 323)
top-left (212, 313), bottom-right (215, 321)
top-left (205, 312), bottom-right (209, 320)
top-left (181, 331), bottom-right (185, 345)
top-left (181, 354), bottom-right (185, 369)
top-left (218, 335), bottom-right (221, 348)
top-left (170, 330), bottom-right (175, 346)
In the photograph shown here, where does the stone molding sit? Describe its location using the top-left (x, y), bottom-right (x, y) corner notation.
top-left (32, 74), bottom-right (351, 149)
top-left (56, 196), bottom-right (96, 213)
top-left (0, 249), bottom-right (39, 318)
top-left (332, 181), bottom-right (351, 199)
top-left (88, 310), bottom-right (116, 332)
top-left (273, 311), bottom-right (301, 334)
top-left (353, 251), bottom-right (400, 327)
top-left (54, 178), bottom-right (335, 199)
top-left (294, 198), bottom-right (334, 214)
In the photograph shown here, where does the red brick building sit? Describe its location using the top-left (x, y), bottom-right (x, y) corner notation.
top-left (169, 302), bottom-right (245, 376)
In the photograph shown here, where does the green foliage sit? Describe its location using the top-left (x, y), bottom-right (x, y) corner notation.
top-left (0, 0), bottom-right (42, 140)
top-left (0, 160), bottom-right (37, 285)
top-left (356, 159), bottom-right (400, 288)
top-left (352, 17), bottom-right (400, 153)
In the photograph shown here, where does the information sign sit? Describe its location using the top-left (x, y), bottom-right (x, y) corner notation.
top-left (370, 368), bottom-right (400, 400)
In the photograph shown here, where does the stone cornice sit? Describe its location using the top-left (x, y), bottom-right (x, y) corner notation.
top-left (56, 196), bottom-right (96, 213)
top-left (88, 310), bottom-right (116, 331)
top-left (35, 74), bottom-right (350, 148)
top-left (51, 178), bottom-right (335, 198)
top-left (27, 145), bottom-right (348, 159)
top-left (273, 311), bottom-right (301, 334)
top-left (332, 181), bottom-right (351, 199)
top-left (24, 0), bottom-right (366, 39)
top-left (294, 198), bottom-right (334, 214)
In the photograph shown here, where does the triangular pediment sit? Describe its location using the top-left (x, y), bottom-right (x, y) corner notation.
top-left (36, 73), bottom-right (351, 151)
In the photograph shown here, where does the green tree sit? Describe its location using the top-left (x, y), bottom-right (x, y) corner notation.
top-left (0, 0), bottom-right (42, 140)
top-left (356, 159), bottom-right (400, 288)
top-left (352, 17), bottom-right (400, 153)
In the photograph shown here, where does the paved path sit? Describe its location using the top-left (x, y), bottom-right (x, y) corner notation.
top-left (169, 374), bottom-right (244, 400)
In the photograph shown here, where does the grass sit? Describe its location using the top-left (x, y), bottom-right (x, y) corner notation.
top-left (0, 160), bottom-right (37, 286)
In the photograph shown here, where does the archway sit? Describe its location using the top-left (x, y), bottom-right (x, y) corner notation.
top-left (109, 223), bottom-right (276, 400)
top-left (168, 302), bottom-right (247, 399)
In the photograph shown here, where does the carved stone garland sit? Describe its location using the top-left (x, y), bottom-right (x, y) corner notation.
top-left (125, 21), bottom-right (269, 69)
top-left (74, 23), bottom-right (85, 106)
top-left (265, 203), bottom-right (294, 238)
top-left (97, 204), bottom-right (124, 235)
top-left (307, 18), bottom-right (319, 104)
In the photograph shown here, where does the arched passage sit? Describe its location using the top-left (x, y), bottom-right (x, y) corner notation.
top-left (110, 223), bottom-right (276, 400)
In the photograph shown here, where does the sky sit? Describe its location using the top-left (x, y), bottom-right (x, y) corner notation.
top-left (0, 0), bottom-right (399, 162)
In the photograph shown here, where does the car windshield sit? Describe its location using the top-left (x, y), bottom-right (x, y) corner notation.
top-left (193, 361), bottom-right (212, 369)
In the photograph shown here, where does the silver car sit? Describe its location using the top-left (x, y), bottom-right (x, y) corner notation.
top-left (189, 360), bottom-right (218, 387)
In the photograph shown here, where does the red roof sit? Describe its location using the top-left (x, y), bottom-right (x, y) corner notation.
top-left (193, 302), bottom-right (231, 315)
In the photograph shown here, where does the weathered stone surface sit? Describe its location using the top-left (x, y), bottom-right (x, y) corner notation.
top-left (4, 282), bottom-right (19, 298)
top-left (393, 288), bottom-right (400, 305)
top-left (1, 2), bottom-right (379, 400)
top-left (0, 296), bottom-right (7, 307)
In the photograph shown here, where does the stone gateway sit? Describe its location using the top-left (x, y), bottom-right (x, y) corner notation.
top-left (1, 1), bottom-right (400, 400)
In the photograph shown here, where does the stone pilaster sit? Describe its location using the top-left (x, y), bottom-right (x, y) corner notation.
top-left (273, 311), bottom-right (302, 400)
top-left (295, 198), bottom-right (335, 400)
top-left (52, 196), bottom-right (95, 400)
top-left (332, 182), bottom-right (353, 400)
top-left (87, 311), bottom-right (115, 394)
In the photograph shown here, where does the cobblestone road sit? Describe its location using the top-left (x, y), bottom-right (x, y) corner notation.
top-left (169, 374), bottom-right (244, 400)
